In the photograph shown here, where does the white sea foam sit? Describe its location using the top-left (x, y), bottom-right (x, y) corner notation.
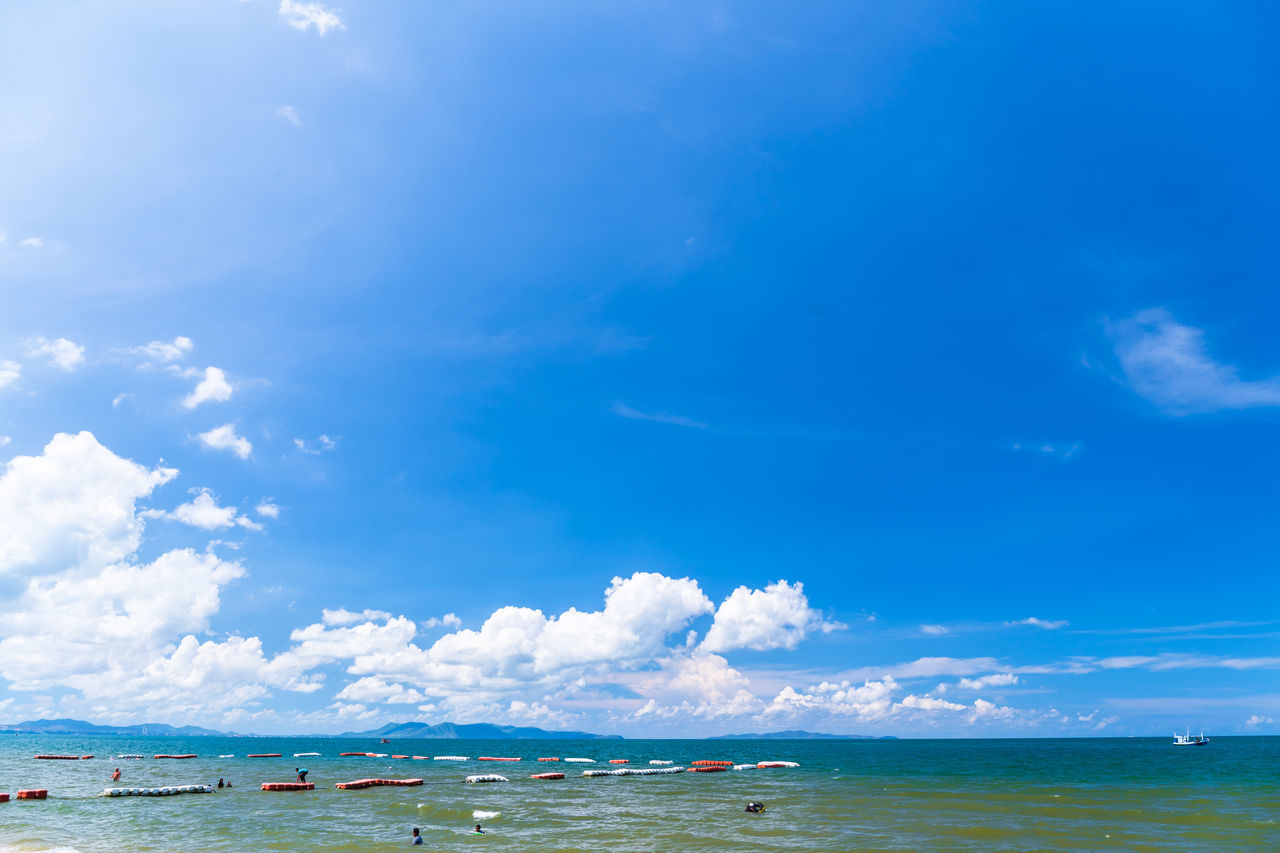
top-left (0, 847), bottom-right (83, 853)
top-left (473, 810), bottom-right (500, 820)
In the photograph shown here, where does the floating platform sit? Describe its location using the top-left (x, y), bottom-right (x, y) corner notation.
top-left (104, 785), bottom-right (213, 797)
top-left (261, 782), bottom-right (315, 792)
top-left (334, 778), bottom-right (424, 790)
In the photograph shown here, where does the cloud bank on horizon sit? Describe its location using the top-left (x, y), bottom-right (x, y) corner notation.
top-left (0, 1), bottom-right (1277, 736)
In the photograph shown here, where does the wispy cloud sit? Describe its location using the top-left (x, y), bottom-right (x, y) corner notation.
top-left (279, 0), bottom-right (345, 35)
top-left (920, 624), bottom-right (950, 636)
top-left (294, 435), bottom-right (337, 454)
top-left (1010, 441), bottom-right (1080, 460)
top-left (0, 360), bottom-right (20, 390)
top-left (275, 105), bottom-right (301, 127)
top-left (128, 336), bottom-right (193, 365)
top-left (1109, 308), bottom-right (1280, 415)
top-left (1008, 617), bottom-right (1068, 630)
top-left (611, 401), bottom-right (708, 429)
top-left (18, 236), bottom-right (43, 248)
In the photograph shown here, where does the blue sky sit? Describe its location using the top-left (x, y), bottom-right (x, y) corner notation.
top-left (1, 1), bottom-right (1278, 736)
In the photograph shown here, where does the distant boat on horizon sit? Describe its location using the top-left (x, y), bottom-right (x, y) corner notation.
top-left (1173, 729), bottom-right (1209, 746)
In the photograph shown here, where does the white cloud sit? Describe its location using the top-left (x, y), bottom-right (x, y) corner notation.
top-left (956, 673), bottom-right (1019, 690)
top-left (112, 393), bottom-right (134, 408)
top-left (130, 337), bottom-right (193, 365)
top-left (1008, 617), bottom-right (1068, 630)
top-left (294, 435), bottom-right (337, 454)
top-left (197, 424), bottom-right (252, 460)
top-left (22, 336), bottom-right (85, 371)
top-left (19, 237), bottom-right (43, 248)
top-left (255, 501), bottom-right (281, 518)
top-left (422, 613), bottom-right (462, 630)
top-left (0, 360), bottom-right (18, 390)
top-left (142, 489), bottom-right (260, 532)
top-left (0, 432), bottom-right (176, 576)
top-left (920, 624), bottom-right (949, 636)
top-left (322, 608), bottom-right (393, 626)
top-left (611, 401), bottom-right (708, 429)
top-left (0, 436), bottom-right (10, 447)
top-left (0, 432), bottom-right (324, 715)
top-left (1245, 714), bottom-right (1274, 727)
top-left (334, 677), bottom-right (426, 705)
top-left (182, 367), bottom-right (233, 409)
top-left (1110, 308), bottom-right (1280, 415)
top-left (702, 580), bottom-right (844, 652)
top-left (279, 0), bottom-right (345, 35)
top-left (275, 105), bottom-right (301, 127)
top-left (897, 694), bottom-right (965, 712)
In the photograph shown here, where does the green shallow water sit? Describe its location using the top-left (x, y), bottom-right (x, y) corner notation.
top-left (1, 736), bottom-right (1276, 851)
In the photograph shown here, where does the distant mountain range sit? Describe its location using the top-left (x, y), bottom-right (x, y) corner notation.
top-left (0, 718), bottom-right (872, 740)
top-left (709, 730), bottom-right (897, 740)
top-left (0, 718), bottom-right (231, 737)
top-left (338, 721), bottom-right (622, 740)
top-left (0, 717), bottom-right (619, 740)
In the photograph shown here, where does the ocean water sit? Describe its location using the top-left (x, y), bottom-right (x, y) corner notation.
top-left (0, 735), bottom-right (1276, 851)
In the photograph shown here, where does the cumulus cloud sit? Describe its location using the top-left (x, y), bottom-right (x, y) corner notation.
top-left (255, 501), bottom-right (281, 518)
top-left (956, 673), bottom-right (1019, 690)
top-left (0, 433), bottom-right (326, 716)
top-left (130, 336), bottom-right (193, 365)
top-left (322, 608), bottom-right (393, 626)
top-left (0, 360), bottom-right (19, 390)
top-left (279, 0), bottom-right (344, 35)
top-left (1245, 714), bottom-right (1274, 727)
top-left (702, 580), bottom-right (844, 652)
top-left (182, 367), bottom-right (233, 409)
top-left (422, 613), bottom-right (463, 630)
top-left (22, 336), bottom-right (85, 371)
top-left (142, 489), bottom-right (260, 532)
top-left (197, 424), bottom-right (252, 459)
top-left (1110, 308), bottom-right (1280, 415)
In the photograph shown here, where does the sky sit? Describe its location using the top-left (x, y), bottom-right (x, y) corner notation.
top-left (1, 1), bottom-right (1278, 737)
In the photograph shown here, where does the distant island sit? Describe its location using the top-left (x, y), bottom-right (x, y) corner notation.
top-left (0, 718), bottom-right (880, 740)
top-left (0, 718), bottom-right (232, 737)
top-left (710, 730), bottom-right (897, 740)
top-left (0, 717), bottom-right (619, 740)
top-left (338, 721), bottom-right (622, 740)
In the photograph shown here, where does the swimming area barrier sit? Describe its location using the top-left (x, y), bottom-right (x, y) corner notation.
top-left (17, 790), bottom-right (48, 799)
top-left (465, 774), bottom-right (509, 783)
top-left (34, 755), bottom-right (89, 760)
top-left (649, 760), bottom-right (673, 765)
top-left (691, 760), bottom-right (732, 767)
top-left (105, 785), bottom-right (213, 797)
top-left (530, 772), bottom-right (564, 780)
top-left (0, 793), bottom-right (9, 803)
top-left (433, 756), bottom-right (467, 761)
top-left (247, 753), bottom-right (282, 758)
top-left (563, 757), bottom-right (594, 763)
top-left (261, 782), bottom-right (315, 791)
top-left (608, 759), bottom-right (629, 764)
top-left (154, 754), bottom-right (197, 759)
top-left (757, 760), bottom-right (800, 768)
top-left (334, 778), bottom-right (423, 790)
top-left (478, 756), bottom-right (521, 762)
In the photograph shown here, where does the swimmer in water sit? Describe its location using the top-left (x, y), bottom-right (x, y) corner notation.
top-left (111, 768), bottom-right (121, 782)
top-left (411, 827), bottom-right (423, 845)
top-left (217, 778), bottom-right (224, 788)
top-left (474, 824), bottom-right (486, 835)
top-left (745, 801), bottom-right (766, 813)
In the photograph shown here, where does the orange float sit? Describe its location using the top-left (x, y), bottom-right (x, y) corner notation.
top-left (530, 772), bottom-right (564, 779)
top-left (478, 756), bottom-right (521, 761)
top-left (16, 789), bottom-right (48, 799)
top-left (261, 782), bottom-right (315, 791)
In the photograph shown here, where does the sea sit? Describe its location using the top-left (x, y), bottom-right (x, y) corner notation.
top-left (0, 735), bottom-right (1276, 851)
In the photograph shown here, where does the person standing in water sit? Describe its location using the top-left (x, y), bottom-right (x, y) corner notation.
top-left (411, 827), bottom-right (423, 845)
top-left (473, 824), bottom-right (486, 835)
top-left (110, 768), bottom-right (121, 782)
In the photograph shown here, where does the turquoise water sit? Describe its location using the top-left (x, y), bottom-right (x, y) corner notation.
top-left (1, 736), bottom-right (1276, 851)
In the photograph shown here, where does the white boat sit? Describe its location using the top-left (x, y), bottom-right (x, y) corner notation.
top-left (1172, 729), bottom-right (1209, 746)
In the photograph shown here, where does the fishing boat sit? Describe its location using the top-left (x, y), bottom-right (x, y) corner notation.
top-left (1172, 729), bottom-right (1209, 746)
